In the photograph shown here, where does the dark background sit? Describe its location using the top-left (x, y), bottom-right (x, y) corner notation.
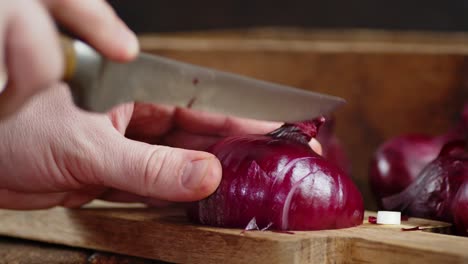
top-left (108, 0), bottom-right (468, 33)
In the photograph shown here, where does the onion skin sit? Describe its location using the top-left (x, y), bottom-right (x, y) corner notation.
top-left (370, 134), bottom-right (451, 206)
top-left (382, 141), bottom-right (468, 223)
top-left (370, 104), bottom-right (468, 208)
top-left (187, 117), bottom-right (364, 231)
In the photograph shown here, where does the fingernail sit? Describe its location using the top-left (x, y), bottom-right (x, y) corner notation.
top-left (117, 26), bottom-right (139, 58)
top-left (182, 159), bottom-right (212, 190)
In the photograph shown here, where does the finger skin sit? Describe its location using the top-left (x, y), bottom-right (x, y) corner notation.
top-left (98, 189), bottom-right (172, 207)
top-left (0, 189), bottom-right (67, 210)
top-left (0, 187), bottom-right (104, 210)
top-left (309, 138), bottom-right (323, 155)
top-left (0, 85), bottom-right (222, 204)
top-left (0, 0), bottom-right (62, 118)
top-left (0, 82), bottom-right (320, 210)
top-left (125, 103), bottom-right (283, 147)
top-left (163, 129), bottom-right (323, 154)
top-left (42, 0), bottom-right (139, 61)
top-left (0, 0), bottom-right (138, 119)
top-left (97, 138), bottom-right (222, 202)
top-left (125, 103), bottom-right (175, 144)
top-left (174, 107), bottom-right (282, 137)
top-left (163, 130), bottom-right (221, 151)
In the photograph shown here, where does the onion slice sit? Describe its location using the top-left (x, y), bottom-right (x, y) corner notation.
top-left (377, 211), bottom-right (401, 225)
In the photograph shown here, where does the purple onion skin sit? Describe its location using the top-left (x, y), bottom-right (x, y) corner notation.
top-left (187, 117), bottom-right (364, 231)
top-left (453, 181), bottom-right (468, 236)
top-left (370, 104), bottom-right (468, 208)
top-left (370, 134), bottom-right (450, 206)
top-left (382, 141), bottom-right (468, 223)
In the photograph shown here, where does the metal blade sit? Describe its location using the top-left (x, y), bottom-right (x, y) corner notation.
top-left (86, 53), bottom-right (345, 122)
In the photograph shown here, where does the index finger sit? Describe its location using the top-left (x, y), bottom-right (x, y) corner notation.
top-left (174, 107), bottom-right (282, 137)
top-left (42, 0), bottom-right (138, 61)
top-left (173, 107), bottom-right (323, 154)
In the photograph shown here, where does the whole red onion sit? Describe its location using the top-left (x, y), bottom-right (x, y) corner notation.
top-left (187, 117), bottom-right (364, 231)
top-left (370, 134), bottom-right (452, 204)
top-left (370, 105), bottom-right (468, 207)
top-left (453, 181), bottom-right (468, 236)
top-left (382, 141), bottom-right (468, 223)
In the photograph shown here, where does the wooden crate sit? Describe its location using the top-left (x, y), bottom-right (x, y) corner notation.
top-left (139, 28), bottom-right (468, 210)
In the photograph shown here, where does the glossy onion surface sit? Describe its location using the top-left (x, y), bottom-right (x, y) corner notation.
top-left (370, 104), bottom-right (468, 208)
top-left (187, 117), bottom-right (364, 231)
top-left (382, 141), bottom-right (468, 224)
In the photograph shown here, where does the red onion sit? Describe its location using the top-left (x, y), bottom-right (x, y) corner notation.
top-left (382, 141), bottom-right (468, 223)
top-left (316, 118), bottom-right (352, 175)
top-left (370, 105), bottom-right (468, 207)
top-left (452, 181), bottom-right (468, 236)
top-left (187, 117), bottom-right (364, 231)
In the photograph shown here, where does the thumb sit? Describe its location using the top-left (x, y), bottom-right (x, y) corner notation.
top-left (96, 137), bottom-right (222, 202)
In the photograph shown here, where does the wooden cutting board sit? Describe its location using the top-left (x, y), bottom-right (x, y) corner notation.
top-left (0, 202), bottom-right (466, 264)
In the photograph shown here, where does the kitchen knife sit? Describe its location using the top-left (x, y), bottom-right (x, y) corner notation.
top-left (61, 37), bottom-right (345, 122)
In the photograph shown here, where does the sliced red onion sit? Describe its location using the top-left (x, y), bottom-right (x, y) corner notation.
top-left (187, 117), bottom-right (364, 231)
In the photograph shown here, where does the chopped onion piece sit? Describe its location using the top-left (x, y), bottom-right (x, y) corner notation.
top-left (368, 216), bottom-right (377, 224)
top-left (377, 211), bottom-right (401, 225)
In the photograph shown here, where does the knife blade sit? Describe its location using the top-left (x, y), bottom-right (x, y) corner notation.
top-left (62, 37), bottom-right (345, 122)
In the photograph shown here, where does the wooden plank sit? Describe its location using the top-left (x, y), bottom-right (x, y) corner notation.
top-left (0, 236), bottom-right (168, 263)
top-left (0, 237), bottom-right (89, 264)
top-left (0, 203), bottom-right (466, 264)
top-left (137, 29), bottom-right (468, 210)
top-left (139, 28), bottom-right (468, 54)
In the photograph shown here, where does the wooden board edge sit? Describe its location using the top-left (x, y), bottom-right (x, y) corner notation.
top-left (0, 206), bottom-right (467, 264)
top-left (0, 208), bottom-right (322, 264)
top-left (138, 28), bottom-right (468, 55)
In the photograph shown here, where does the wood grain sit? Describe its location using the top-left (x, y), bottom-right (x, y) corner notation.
top-left (0, 237), bottom-right (167, 264)
top-left (138, 29), bottom-right (468, 210)
top-left (0, 203), bottom-right (466, 264)
top-left (0, 237), bottom-right (89, 264)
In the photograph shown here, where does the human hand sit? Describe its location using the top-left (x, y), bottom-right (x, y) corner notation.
top-left (0, 84), bottom-right (321, 210)
top-left (0, 0), bottom-right (138, 118)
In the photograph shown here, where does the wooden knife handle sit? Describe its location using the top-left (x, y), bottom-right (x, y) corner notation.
top-left (59, 35), bottom-right (77, 82)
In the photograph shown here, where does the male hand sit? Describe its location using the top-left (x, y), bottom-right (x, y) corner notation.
top-left (0, 84), bottom-right (321, 210)
top-left (0, 0), bottom-right (138, 118)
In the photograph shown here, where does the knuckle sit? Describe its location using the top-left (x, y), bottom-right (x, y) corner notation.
top-left (142, 147), bottom-right (188, 198)
top-left (43, 0), bottom-right (77, 11)
top-left (141, 147), bottom-right (168, 197)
